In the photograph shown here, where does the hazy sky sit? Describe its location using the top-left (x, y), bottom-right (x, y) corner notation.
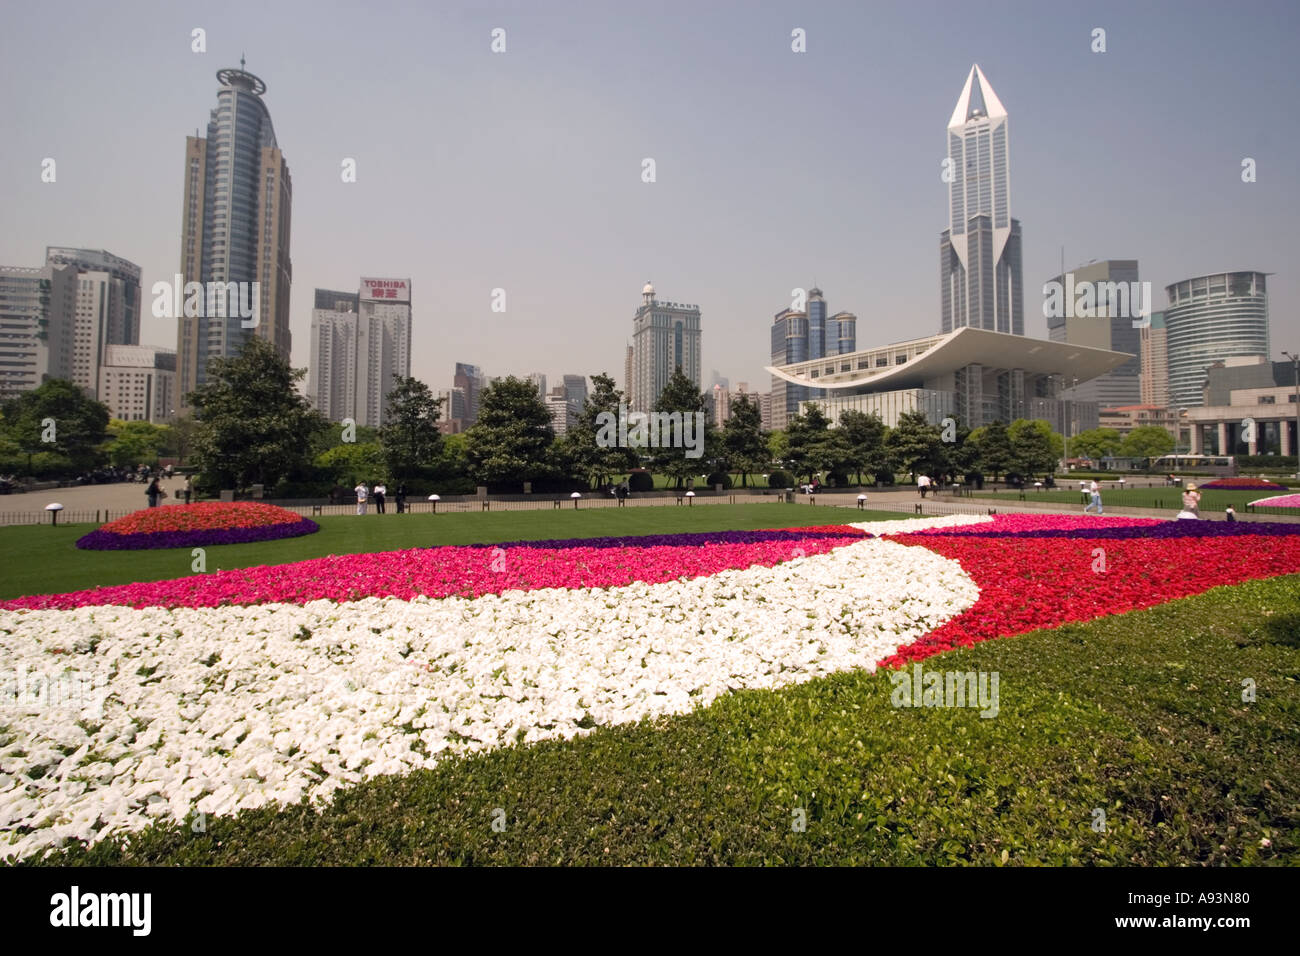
top-left (3, 0), bottom-right (1298, 394)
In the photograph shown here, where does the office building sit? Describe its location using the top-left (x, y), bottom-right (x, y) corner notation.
top-left (99, 345), bottom-right (177, 423)
top-left (177, 60), bottom-right (293, 408)
top-left (453, 362), bottom-right (486, 428)
top-left (629, 282), bottom-right (701, 411)
top-left (1185, 358), bottom-right (1299, 456)
top-left (1044, 259), bottom-right (1143, 408)
top-left (1164, 271), bottom-right (1270, 411)
top-left (769, 289), bottom-right (858, 428)
top-left (526, 373), bottom-right (547, 399)
top-left (44, 248), bottom-right (143, 398)
top-left (940, 65), bottom-right (1023, 336)
top-left (545, 390), bottom-right (577, 436)
top-left (0, 264), bottom-right (77, 396)
top-left (562, 374), bottom-right (588, 409)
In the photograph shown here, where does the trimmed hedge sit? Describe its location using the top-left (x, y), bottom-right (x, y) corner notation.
top-left (706, 471), bottom-right (733, 490)
top-left (628, 472), bottom-right (654, 493)
top-left (768, 470), bottom-right (793, 489)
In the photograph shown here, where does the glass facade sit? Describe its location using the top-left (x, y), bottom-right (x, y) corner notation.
top-left (1164, 272), bottom-right (1269, 410)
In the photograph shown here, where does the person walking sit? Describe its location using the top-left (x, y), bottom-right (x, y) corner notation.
top-left (355, 480), bottom-right (369, 516)
top-left (183, 475), bottom-right (193, 505)
top-left (1083, 479), bottom-right (1103, 514)
top-left (146, 477), bottom-right (164, 508)
top-left (917, 474), bottom-right (931, 498)
top-left (1180, 482), bottom-right (1202, 519)
top-left (373, 480), bottom-right (387, 515)
top-left (395, 482), bottom-right (407, 514)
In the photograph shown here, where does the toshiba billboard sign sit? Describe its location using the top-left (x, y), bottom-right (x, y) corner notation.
top-left (360, 278), bottom-right (411, 303)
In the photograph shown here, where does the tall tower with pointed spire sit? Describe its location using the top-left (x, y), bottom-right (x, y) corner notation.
top-left (940, 64), bottom-right (1022, 336)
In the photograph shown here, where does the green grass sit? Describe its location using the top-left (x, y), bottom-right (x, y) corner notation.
top-left (974, 486), bottom-right (1285, 512)
top-left (28, 573), bottom-right (1300, 866)
top-left (0, 503), bottom-right (902, 601)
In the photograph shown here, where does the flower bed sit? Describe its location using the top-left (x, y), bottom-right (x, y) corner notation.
top-left (0, 528), bottom-right (976, 861)
top-left (1249, 494), bottom-right (1300, 508)
top-left (7, 513), bottom-right (1300, 861)
top-left (75, 502), bottom-right (319, 551)
top-left (1198, 477), bottom-right (1289, 490)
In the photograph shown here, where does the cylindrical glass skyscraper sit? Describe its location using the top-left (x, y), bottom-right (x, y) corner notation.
top-left (1164, 271), bottom-right (1269, 409)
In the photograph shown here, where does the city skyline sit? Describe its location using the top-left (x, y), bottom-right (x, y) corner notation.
top-left (2, 1), bottom-right (1297, 396)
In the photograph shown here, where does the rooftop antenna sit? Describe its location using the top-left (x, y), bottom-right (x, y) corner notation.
top-left (240, 52), bottom-right (246, 70)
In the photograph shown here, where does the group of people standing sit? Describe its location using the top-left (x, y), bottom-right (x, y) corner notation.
top-left (354, 481), bottom-right (407, 515)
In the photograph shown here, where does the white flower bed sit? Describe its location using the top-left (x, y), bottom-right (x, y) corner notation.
top-left (0, 537), bottom-right (978, 860)
top-left (848, 514), bottom-right (993, 537)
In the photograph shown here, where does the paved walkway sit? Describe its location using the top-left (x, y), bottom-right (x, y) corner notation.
top-left (1, 481), bottom-right (1296, 525)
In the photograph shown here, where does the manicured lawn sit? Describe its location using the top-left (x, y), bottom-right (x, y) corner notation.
top-left (0, 504), bottom-right (902, 601)
top-left (974, 486), bottom-right (1284, 513)
top-left (33, 573), bottom-right (1300, 866)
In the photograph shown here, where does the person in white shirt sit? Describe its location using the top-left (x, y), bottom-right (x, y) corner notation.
top-left (355, 481), bottom-right (368, 516)
top-left (917, 474), bottom-right (931, 498)
top-left (1083, 479), bottom-right (1102, 514)
top-left (373, 481), bottom-right (387, 514)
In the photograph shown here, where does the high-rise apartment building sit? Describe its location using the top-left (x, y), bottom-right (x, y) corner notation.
top-left (629, 282), bottom-right (701, 411)
top-left (1164, 271), bottom-right (1269, 410)
top-left (308, 278), bottom-right (412, 427)
top-left (44, 249), bottom-right (142, 398)
top-left (940, 65), bottom-right (1023, 336)
top-left (177, 61), bottom-right (292, 408)
top-left (0, 264), bottom-right (77, 396)
top-left (99, 345), bottom-right (177, 422)
top-left (1140, 310), bottom-right (1170, 407)
top-left (1044, 260), bottom-right (1142, 408)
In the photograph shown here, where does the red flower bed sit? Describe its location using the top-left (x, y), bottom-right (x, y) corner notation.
top-left (76, 502), bottom-right (318, 550)
top-left (878, 531), bottom-right (1300, 667)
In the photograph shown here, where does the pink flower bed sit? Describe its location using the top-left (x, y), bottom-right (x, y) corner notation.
top-left (3, 531), bottom-right (865, 611)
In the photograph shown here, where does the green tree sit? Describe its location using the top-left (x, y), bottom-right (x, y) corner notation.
top-left (160, 414), bottom-right (200, 465)
top-left (464, 376), bottom-right (556, 487)
top-left (187, 337), bottom-right (328, 491)
top-left (1008, 418), bottom-right (1058, 477)
top-left (1121, 425), bottom-right (1175, 459)
top-left (379, 376), bottom-right (444, 481)
top-left (969, 420), bottom-right (1014, 481)
top-left (721, 393), bottom-right (767, 487)
top-left (837, 410), bottom-right (894, 484)
top-left (786, 405), bottom-right (844, 483)
top-left (1, 378), bottom-right (109, 475)
top-left (1070, 427), bottom-right (1123, 461)
top-left (563, 372), bottom-right (637, 489)
top-left (650, 368), bottom-right (713, 489)
top-left (105, 419), bottom-right (168, 468)
top-left (885, 410), bottom-right (943, 478)
top-left (315, 442), bottom-right (386, 488)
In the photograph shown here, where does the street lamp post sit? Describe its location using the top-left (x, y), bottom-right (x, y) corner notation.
top-left (1284, 351), bottom-right (1300, 479)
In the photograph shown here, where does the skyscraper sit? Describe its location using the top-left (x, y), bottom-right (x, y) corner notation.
top-left (1044, 260), bottom-right (1142, 408)
top-left (177, 61), bottom-right (292, 408)
top-left (562, 374), bottom-right (588, 409)
top-left (1140, 311), bottom-right (1170, 407)
top-left (768, 287), bottom-right (856, 429)
top-left (629, 282), bottom-right (701, 411)
top-left (1164, 271), bottom-right (1270, 410)
top-left (453, 362), bottom-right (486, 427)
top-left (308, 278), bottom-right (412, 427)
top-left (44, 249), bottom-right (142, 398)
top-left (940, 65), bottom-right (1023, 336)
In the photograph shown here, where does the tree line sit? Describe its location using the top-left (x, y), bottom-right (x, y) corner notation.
top-left (1, 337), bottom-right (1177, 494)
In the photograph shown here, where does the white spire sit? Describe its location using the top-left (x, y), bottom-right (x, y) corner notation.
top-left (947, 64), bottom-right (1007, 131)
